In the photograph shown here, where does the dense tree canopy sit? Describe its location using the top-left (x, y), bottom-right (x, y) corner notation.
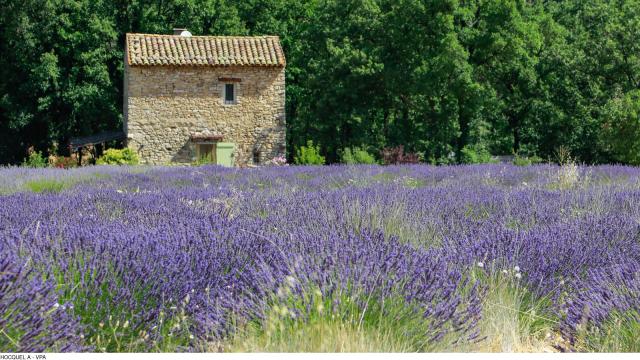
top-left (1, 0), bottom-right (638, 164)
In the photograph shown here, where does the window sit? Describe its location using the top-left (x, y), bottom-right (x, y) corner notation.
top-left (253, 150), bottom-right (261, 165)
top-left (196, 143), bottom-right (216, 163)
top-left (224, 83), bottom-right (236, 104)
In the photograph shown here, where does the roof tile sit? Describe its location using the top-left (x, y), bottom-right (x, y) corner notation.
top-left (126, 33), bottom-right (286, 67)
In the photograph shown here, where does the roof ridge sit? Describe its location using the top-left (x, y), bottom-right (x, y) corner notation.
top-left (126, 33), bottom-right (286, 67)
top-left (127, 33), bottom-right (280, 39)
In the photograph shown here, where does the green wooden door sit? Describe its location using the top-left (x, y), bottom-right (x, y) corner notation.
top-left (216, 142), bottom-right (235, 167)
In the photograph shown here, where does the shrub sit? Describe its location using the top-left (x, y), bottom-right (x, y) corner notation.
top-left (22, 150), bottom-right (48, 168)
top-left (380, 146), bottom-right (420, 165)
top-left (193, 153), bottom-right (215, 166)
top-left (513, 154), bottom-right (543, 166)
top-left (96, 148), bottom-right (139, 165)
top-left (52, 156), bottom-right (78, 169)
top-left (339, 147), bottom-right (377, 165)
top-left (460, 145), bottom-right (494, 164)
top-left (294, 140), bottom-right (325, 165)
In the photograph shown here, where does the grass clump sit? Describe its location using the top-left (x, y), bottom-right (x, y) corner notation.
top-left (513, 154), bottom-right (543, 166)
top-left (573, 311), bottom-right (640, 352)
top-left (225, 282), bottom-right (457, 352)
top-left (471, 263), bottom-right (558, 352)
top-left (25, 179), bottom-right (68, 193)
top-left (51, 256), bottom-right (194, 352)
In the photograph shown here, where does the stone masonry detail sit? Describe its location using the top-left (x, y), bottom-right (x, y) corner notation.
top-left (123, 34), bottom-right (286, 166)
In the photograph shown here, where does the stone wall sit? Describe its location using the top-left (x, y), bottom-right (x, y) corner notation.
top-left (124, 64), bottom-right (286, 165)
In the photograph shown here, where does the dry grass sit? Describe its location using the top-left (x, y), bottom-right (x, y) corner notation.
top-left (469, 266), bottom-right (559, 353)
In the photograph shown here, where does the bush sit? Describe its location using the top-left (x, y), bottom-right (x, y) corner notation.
top-left (22, 150), bottom-right (48, 168)
top-left (52, 156), bottom-right (78, 169)
top-left (460, 145), bottom-right (494, 164)
top-left (96, 148), bottom-right (139, 165)
top-left (380, 146), bottom-right (420, 165)
top-left (193, 153), bottom-right (215, 166)
top-left (339, 147), bottom-right (378, 165)
top-left (513, 154), bottom-right (543, 166)
top-left (294, 140), bottom-right (325, 165)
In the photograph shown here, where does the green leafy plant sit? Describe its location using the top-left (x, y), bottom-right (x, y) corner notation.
top-left (96, 148), bottom-right (139, 165)
top-left (22, 150), bottom-right (48, 168)
top-left (339, 147), bottom-right (378, 164)
top-left (294, 140), bottom-right (325, 165)
top-left (193, 153), bottom-right (215, 166)
top-left (513, 154), bottom-right (543, 166)
top-left (573, 310), bottom-right (640, 352)
top-left (460, 145), bottom-right (495, 164)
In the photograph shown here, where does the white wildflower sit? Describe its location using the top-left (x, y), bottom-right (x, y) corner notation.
top-left (477, 261), bottom-right (484, 268)
top-left (515, 273), bottom-right (522, 279)
top-left (514, 266), bottom-right (521, 272)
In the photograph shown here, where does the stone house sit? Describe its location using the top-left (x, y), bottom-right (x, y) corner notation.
top-left (123, 29), bottom-right (286, 166)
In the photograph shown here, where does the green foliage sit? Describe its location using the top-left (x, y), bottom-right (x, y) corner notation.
top-left (1, 0), bottom-right (640, 165)
top-left (294, 140), bottom-right (325, 165)
top-left (193, 153), bottom-right (216, 166)
top-left (51, 256), bottom-right (194, 352)
top-left (96, 149), bottom-right (139, 166)
top-left (25, 179), bottom-right (67, 193)
top-left (227, 282), bottom-right (469, 352)
top-left (513, 154), bottom-right (543, 166)
top-left (573, 310), bottom-right (640, 352)
top-left (599, 90), bottom-right (640, 165)
top-left (22, 151), bottom-right (48, 168)
top-left (339, 147), bottom-right (377, 164)
top-left (471, 264), bottom-right (558, 352)
top-left (460, 145), bottom-right (495, 164)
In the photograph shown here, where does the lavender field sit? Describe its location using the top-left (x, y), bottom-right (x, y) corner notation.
top-left (1, 164), bottom-right (639, 352)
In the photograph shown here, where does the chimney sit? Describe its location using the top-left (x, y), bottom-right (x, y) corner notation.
top-left (173, 28), bottom-right (192, 36)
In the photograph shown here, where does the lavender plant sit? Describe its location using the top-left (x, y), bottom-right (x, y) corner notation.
top-left (0, 164), bottom-right (639, 352)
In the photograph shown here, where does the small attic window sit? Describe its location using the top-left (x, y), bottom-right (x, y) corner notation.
top-left (224, 83), bottom-right (236, 105)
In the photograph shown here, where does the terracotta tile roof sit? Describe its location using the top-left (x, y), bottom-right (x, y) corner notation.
top-left (126, 33), bottom-right (286, 67)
